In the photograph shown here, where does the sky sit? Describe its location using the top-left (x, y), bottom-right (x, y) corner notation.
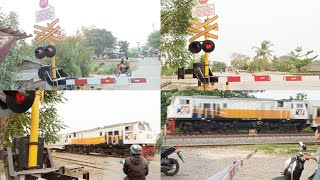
top-left (55, 90), bottom-right (161, 135)
top-left (0, 0), bottom-right (160, 47)
top-left (188, 0), bottom-right (320, 65)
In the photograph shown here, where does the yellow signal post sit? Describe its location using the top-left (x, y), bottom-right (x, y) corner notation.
top-left (204, 33), bottom-right (209, 90)
top-left (28, 90), bottom-right (41, 168)
top-left (80, 85), bottom-right (86, 90)
top-left (50, 39), bottom-right (57, 90)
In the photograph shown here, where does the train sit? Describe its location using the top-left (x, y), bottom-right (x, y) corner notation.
top-left (47, 121), bottom-right (157, 160)
top-left (166, 96), bottom-right (320, 133)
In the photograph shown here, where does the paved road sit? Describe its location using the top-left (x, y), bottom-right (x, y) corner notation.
top-left (101, 155), bottom-right (161, 180)
top-left (92, 57), bottom-right (160, 90)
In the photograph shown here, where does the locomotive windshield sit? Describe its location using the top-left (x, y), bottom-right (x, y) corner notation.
top-left (138, 124), bottom-right (146, 130)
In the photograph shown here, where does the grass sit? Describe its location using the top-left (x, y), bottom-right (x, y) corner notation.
top-left (92, 61), bottom-right (138, 75)
top-left (236, 144), bottom-right (319, 156)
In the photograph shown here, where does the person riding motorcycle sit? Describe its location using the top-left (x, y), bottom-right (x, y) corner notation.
top-left (123, 145), bottom-right (149, 180)
top-left (119, 58), bottom-right (127, 72)
top-left (303, 125), bottom-right (320, 180)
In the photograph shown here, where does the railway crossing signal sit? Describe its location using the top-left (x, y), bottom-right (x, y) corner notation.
top-left (35, 45), bottom-right (56, 59)
top-left (186, 14), bottom-right (219, 90)
top-left (189, 40), bottom-right (215, 54)
top-left (0, 91), bottom-right (35, 117)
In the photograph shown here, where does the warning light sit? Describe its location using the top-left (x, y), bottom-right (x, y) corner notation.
top-left (202, 40), bottom-right (215, 53)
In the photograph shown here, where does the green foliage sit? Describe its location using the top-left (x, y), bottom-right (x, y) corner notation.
top-left (288, 46), bottom-right (318, 73)
top-left (156, 133), bottom-right (163, 151)
top-left (96, 63), bottom-right (117, 75)
top-left (161, 90), bottom-right (257, 126)
top-left (252, 40), bottom-right (273, 71)
top-left (128, 51), bottom-right (139, 58)
top-left (161, 0), bottom-right (197, 72)
top-left (187, 54), bottom-right (204, 69)
top-left (0, 9), bottom-right (32, 89)
top-left (290, 92), bottom-right (308, 100)
top-left (147, 30), bottom-right (160, 50)
top-left (83, 27), bottom-right (117, 56)
top-left (118, 40), bottom-right (129, 54)
top-left (211, 61), bottom-right (227, 72)
top-left (270, 56), bottom-right (294, 72)
top-left (54, 33), bottom-right (93, 77)
top-left (230, 53), bottom-right (250, 68)
top-left (4, 91), bottom-right (68, 146)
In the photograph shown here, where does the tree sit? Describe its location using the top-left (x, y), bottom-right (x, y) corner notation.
top-left (230, 53), bottom-right (250, 69)
top-left (53, 32), bottom-right (93, 77)
top-left (288, 46), bottom-right (318, 73)
top-left (270, 55), bottom-right (293, 72)
top-left (252, 40), bottom-right (274, 71)
top-left (211, 61), bottom-right (226, 72)
top-left (0, 8), bottom-right (31, 89)
top-left (118, 40), bottom-right (129, 55)
top-left (161, 0), bottom-right (197, 74)
top-left (3, 91), bottom-right (68, 147)
top-left (290, 92), bottom-right (308, 100)
top-left (83, 27), bottom-right (117, 57)
top-left (147, 30), bottom-right (160, 50)
top-left (161, 90), bottom-right (257, 126)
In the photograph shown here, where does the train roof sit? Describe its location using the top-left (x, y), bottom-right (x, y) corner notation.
top-left (64, 121), bottom-right (150, 134)
top-left (174, 95), bottom-right (303, 102)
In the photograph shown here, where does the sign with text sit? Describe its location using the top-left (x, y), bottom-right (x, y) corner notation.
top-left (192, 4), bottom-right (215, 18)
top-left (35, 6), bottom-right (55, 23)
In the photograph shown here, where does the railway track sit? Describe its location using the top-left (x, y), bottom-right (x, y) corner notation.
top-left (167, 132), bottom-right (314, 139)
top-left (52, 154), bottom-right (107, 170)
top-left (164, 133), bottom-right (319, 147)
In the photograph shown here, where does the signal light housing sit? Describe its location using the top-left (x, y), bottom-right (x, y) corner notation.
top-left (35, 47), bottom-right (46, 59)
top-left (188, 41), bottom-right (202, 54)
top-left (3, 91), bottom-right (35, 113)
top-left (202, 40), bottom-right (215, 53)
top-left (44, 45), bottom-right (56, 58)
top-left (188, 40), bottom-right (215, 53)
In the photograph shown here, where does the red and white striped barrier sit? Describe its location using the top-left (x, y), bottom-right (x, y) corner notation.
top-left (207, 149), bottom-right (258, 180)
top-left (64, 77), bottom-right (159, 86)
top-left (218, 75), bottom-right (320, 83)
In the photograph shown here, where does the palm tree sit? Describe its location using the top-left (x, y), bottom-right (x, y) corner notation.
top-left (252, 40), bottom-right (274, 60)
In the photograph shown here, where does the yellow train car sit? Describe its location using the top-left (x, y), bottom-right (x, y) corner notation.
top-left (167, 96), bottom-right (308, 133)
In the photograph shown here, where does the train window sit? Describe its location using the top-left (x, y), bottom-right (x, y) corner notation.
top-left (73, 133), bottom-right (76, 137)
top-left (296, 104), bottom-right (303, 108)
top-left (125, 126), bottom-right (133, 131)
top-left (179, 99), bottom-right (190, 104)
top-left (317, 108), bottom-right (320, 117)
top-left (223, 103), bottom-right (227, 108)
top-left (108, 131), bottom-right (113, 136)
top-left (138, 124), bottom-right (146, 130)
top-left (114, 131), bottom-right (119, 135)
top-left (147, 126), bottom-right (152, 131)
top-left (278, 102), bottom-right (284, 107)
top-left (213, 104), bottom-right (216, 109)
top-left (291, 103), bottom-right (294, 109)
top-left (69, 135), bottom-right (71, 138)
top-left (100, 132), bottom-right (102, 136)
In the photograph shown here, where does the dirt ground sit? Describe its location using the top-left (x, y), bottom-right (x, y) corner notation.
top-left (161, 146), bottom-right (318, 180)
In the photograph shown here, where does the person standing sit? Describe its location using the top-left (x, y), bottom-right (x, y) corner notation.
top-left (123, 145), bottom-right (149, 180)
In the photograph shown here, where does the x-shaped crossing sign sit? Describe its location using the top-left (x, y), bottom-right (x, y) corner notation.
top-left (187, 15), bottom-right (219, 42)
top-left (34, 18), bottom-right (62, 45)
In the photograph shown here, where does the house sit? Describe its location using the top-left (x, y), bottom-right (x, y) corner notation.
top-left (15, 59), bottom-right (51, 90)
top-left (308, 64), bottom-right (320, 73)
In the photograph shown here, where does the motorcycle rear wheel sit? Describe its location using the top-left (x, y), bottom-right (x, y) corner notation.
top-left (114, 70), bottom-right (120, 77)
top-left (163, 158), bottom-right (179, 176)
top-left (126, 69), bottom-right (132, 76)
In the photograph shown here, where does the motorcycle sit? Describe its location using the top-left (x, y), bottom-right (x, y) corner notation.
top-left (114, 64), bottom-right (132, 77)
top-left (161, 146), bottom-right (184, 176)
top-left (272, 141), bottom-right (307, 180)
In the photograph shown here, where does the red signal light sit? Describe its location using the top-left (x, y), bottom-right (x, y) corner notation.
top-left (205, 43), bottom-right (212, 49)
top-left (202, 40), bottom-right (215, 53)
top-left (15, 93), bottom-right (26, 104)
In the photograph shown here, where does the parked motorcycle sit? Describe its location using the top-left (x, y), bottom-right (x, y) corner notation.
top-left (161, 146), bottom-right (184, 176)
top-left (114, 64), bottom-right (132, 77)
top-left (272, 141), bottom-right (307, 180)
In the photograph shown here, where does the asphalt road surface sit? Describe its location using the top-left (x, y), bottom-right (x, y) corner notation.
top-left (92, 57), bottom-right (160, 90)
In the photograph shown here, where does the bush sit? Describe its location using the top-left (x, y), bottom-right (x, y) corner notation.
top-left (97, 63), bottom-right (117, 75)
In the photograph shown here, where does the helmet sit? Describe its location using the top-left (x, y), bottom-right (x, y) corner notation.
top-left (130, 145), bottom-right (142, 155)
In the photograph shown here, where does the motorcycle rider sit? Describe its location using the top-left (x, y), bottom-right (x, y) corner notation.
top-left (303, 125), bottom-right (320, 179)
top-left (123, 145), bottom-right (149, 180)
top-left (119, 58), bottom-right (126, 72)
